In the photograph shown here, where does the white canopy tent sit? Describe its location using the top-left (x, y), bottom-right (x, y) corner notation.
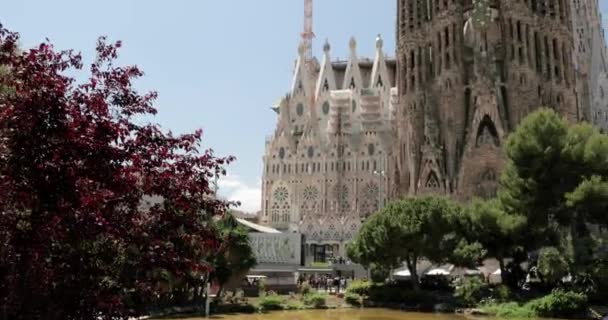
top-left (489, 268), bottom-right (502, 284)
top-left (426, 268), bottom-right (451, 276)
top-left (393, 269), bottom-right (412, 278)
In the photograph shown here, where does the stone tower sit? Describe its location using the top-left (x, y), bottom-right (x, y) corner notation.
top-left (261, 37), bottom-right (398, 262)
top-left (395, 0), bottom-right (579, 200)
top-left (571, 0), bottom-right (608, 131)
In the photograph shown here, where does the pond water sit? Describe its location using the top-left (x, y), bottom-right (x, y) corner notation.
top-left (180, 309), bottom-right (471, 320)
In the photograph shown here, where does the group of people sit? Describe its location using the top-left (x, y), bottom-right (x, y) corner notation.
top-left (298, 274), bottom-right (351, 294)
top-left (328, 256), bottom-right (349, 265)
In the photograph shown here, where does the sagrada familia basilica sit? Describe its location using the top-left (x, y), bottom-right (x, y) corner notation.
top-left (259, 0), bottom-right (608, 262)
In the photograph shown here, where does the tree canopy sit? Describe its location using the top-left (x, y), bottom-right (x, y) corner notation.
top-left (498, 108), bottom-right (608, 288)
top-left (0, 25), bottom-right (234, 320)
top-left (347, 196), bottom-right (468, 288)
top-left (463, 199), bottom-right (527, 273)
top-left (210, 213), bottom-right (257, 299)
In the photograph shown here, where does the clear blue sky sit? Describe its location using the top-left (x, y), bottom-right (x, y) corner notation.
top-left (1, 1), bottom-right (607, 212)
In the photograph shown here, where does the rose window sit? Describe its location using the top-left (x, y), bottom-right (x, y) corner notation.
top-left (302, 186), bottom-right (319, 202)
top-left (274, 186), bottom-right (289, 202)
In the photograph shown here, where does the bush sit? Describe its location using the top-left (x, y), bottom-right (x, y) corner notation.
top-left (481, 289), bottom-right (588, 319)
top-left (399, 289), bottom-right (436, 306)
top-left (370, 267), bottom-right (389, 283)
top-left (537, 247), bottom-right (569, 286)
top-left (257, 278), bottom-right (267, 296)
top-left (527, 289), bottom-right (588, 318)
top-left (300, 282), bottom-right (312, 295)
top-left (302, 292), bottom-right (327, 308)
top-left (345, 292), bottom-right (362, 307)
top-left (420, 275), bottom-right (452, 291)
top-left (454, 277), bottom-right (490, 306)
top-left (211, 303), bottom-right (257, 315)
top-left (346, 280), bottom-right (372, 296)
top-left (588, 260), bottom-right (608, 303)
top-left (258, 294), bottom-right (284, 311)
top-left (492, 284), bottom-right (511, 302)
top-left (367, 282), bottom-right (436, 306)
top-left (482, 302), bottom-right (537, 318)
top-left (368, 283), bottom-right (403, 303)
top-left (284, 302), bottom-right (305, 310)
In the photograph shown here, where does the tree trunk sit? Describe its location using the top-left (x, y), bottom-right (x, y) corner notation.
top-left (406, 257), bottom-right (419, 290)
top-left (215, 283), bottom-right (225, 302)
top-left (498, 257), bottom-right (506, 285)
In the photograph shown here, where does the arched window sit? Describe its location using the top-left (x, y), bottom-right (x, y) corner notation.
top-left (426, 171), bottom-right (440, 189)
top-left (476, 115), bottom-right (500, 147)
top-left (482, 169), bottom-right (497, 182)
top-left (322, 101), bottom-right (330, 115)
top-left (349, 78), bottom-right (356, 89)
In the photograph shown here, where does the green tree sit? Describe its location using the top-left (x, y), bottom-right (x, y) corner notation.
top-left (464, 199), bottom-right (527, 282)
top-left (210, 213), bottom-right (257, 299)
top-left (499, 108), bottom-right (608, 273)
top-left (566, 175), bottom-right (608, 228)
top-left (347, 196), bottom-right (464, 289)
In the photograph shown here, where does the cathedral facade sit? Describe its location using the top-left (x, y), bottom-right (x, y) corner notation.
top-left (571, 0), bottom-right (608, 131)
top-left (260, 0), bottom-right (608, 262)
top-left (395, 0), bottom-right (608, 200)
top-left (260, 37), bottom-right (398, 261)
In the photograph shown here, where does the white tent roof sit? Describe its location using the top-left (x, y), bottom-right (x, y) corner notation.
top-left (236, 218), bottom-right (282, 234)
top-left (426, 268), bottom-right (450, 276)
top-left (465, 268), bottom-right (483, 275)
top-left (394, 269), bottom-right (411, 277)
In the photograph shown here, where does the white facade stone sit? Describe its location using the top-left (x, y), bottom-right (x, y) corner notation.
top-left (260, 36), bottom-right (397, 261)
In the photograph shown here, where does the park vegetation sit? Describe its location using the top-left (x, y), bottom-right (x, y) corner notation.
top-left (347, 109), bottom-right (608, 318)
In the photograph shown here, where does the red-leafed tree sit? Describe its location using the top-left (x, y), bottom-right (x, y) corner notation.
top-left (0, 24), bottom-right (234, 320)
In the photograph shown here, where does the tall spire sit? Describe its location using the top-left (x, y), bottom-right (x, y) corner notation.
top-left (301, 0), bottom-right (314, 63)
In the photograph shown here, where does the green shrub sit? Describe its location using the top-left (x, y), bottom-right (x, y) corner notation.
top-left (211, 303), bottom-right (257, 315)
top-left (537, 247), bottom-right (569, 286)
top-left (492, 284), bottom-right (511, 302)
top-left (367, 282), bottom-right (436, 305)
top-left (257, 278), bottom-right (267, 296)
top-left (370, 267), bottom-right (389, 283)
top-left (482, 302), bottom-right (536, 318)
top-left (454, 277), bottom-right (490, 306)
top-left (482, 289), bottom-right (588, 319)
top-left (344, 292), bottom-right (362, 307)
top-left (368, 283), bottom-right (402, 303)
top-left (399, 289), bottom-right (436, 305)
top-left (258, 294), bottom-right (284, 311)
top-left (526, 289), bottom-right (588, 318)
top-left (300, 282), bottom-right (312, 295)
top-left (346, 280), bottom-right (372, 296)
top-left (302, 292), bottom-right (327, 308)
top-left (284, 302), bottom-right (306, 310)
top-left (589, 260), bottom-right (608, 303)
